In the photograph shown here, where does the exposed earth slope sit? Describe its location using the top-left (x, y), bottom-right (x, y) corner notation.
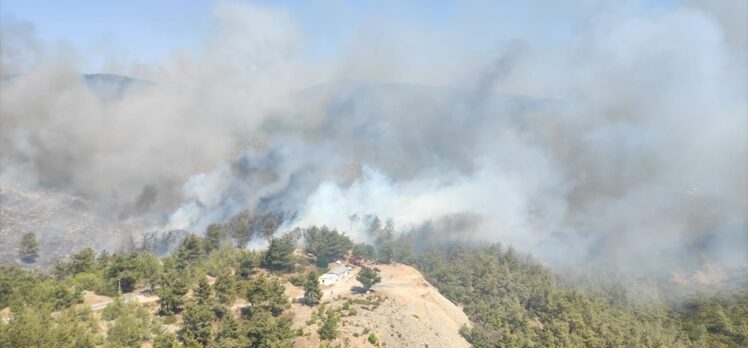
top-left (286, 263), bottom-right (470, 348)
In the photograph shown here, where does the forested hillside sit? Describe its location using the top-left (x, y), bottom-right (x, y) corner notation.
top-left (408, 245), bottom-right (748, 347)
top-left (0, 227), bottom-right (299, 348)
top-left (1, 224), bottom-right (746, 347)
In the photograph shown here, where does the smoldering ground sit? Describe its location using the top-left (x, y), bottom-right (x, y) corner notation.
top-left (0, 1), bottom-right (746, 280)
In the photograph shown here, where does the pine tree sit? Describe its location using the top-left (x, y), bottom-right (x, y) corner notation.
top-left (352, 243), bottom-right (376, 259)
top-left (195, 277), bottom-right (212, 305)
top-left (246, 276), bottom-right (289, 317)
top-left (73, 248), bottom-right (96, 273)
top-left (238, 252), bottom-right (258, 279)
top-left (262, 234), bottom-right (295, 272)
top-left (107, 308), bottom-right (149, 347)
top-left (379, 242), bottom-right (394, 263)
top-left (214, 272), bottom-right (237, 304)
top-left (216, 312), bottom-right (240, 343)
top-left (244, 311), bottom-right (296, 347)
top-left (176, 234), bottom-right (204, 271)
top-left (181, 302), bottom-right (214, 346)
top-left (97, 250), bottom-right (111, 267)
top-left (204, 224), bottom-right (225, 254)
top-left (158, 287), bottom-right (183, 316)
top-left (318, 311), bottom-right (340, 340)
top-left (153, 332), bottom-right (178, 348)
top-left (228, 210), bottom-right (254, 248)
top-left (356, 266), bottom-right (381, 292)
top-left (303, 271), bottom-right (322, 306)
top-left (19, 232), bottom-right (39, 263)
top-left (303, 226), bottom-right (353, 262)
top-left (260, 217), bottom-right (278, 240)
top-left (159, 273), bottom-right (187, 315)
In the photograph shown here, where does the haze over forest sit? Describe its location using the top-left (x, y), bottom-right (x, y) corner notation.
top-left (1, 0), bottom-right (746, 280)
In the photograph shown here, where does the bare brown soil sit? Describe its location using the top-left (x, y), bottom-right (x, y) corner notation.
top-left (290, 263), bottom-right (470, 348)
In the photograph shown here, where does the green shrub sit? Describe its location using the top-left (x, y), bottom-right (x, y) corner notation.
top-left (318, 311), bottom-right (340, 340)
top-left (101, 298), bottom-right (127, 321)
top-left (106, 307), bottom-right (150, 347)
top-left (289, 274), bottom-right (304, 287)
top-left (315, 256), bottom-right (329, 268)
top-left (69, 272), bottom-right (107, 293)
top-left (368, 333), bottom-right (379, 345)
top-left (152, 332), bottom-right (178, 348)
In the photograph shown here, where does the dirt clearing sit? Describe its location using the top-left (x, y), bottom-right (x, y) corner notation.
top-left (291, 263), bottom-right (470, 348)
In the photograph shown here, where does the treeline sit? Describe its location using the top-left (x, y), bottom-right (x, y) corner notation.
top-left (3, 217), bottom-right (746, 348)
top-left (129, 211), bottom-right (286, 256)
top-left (0, 230), bottom-right (282, 347)
top-left (223, 211), bottom-right (283, 247)
top-left (0, 222), bottom-right (364, 348)
top-left (406, 244), bottom-right (748, 348)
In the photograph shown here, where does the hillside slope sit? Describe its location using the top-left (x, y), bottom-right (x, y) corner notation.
top-left (45, 261), bottom-right (470, 347)
top-left (287, 263), bottom-right (470, 348)
top-left (0, 186), bottom-right (132, 268)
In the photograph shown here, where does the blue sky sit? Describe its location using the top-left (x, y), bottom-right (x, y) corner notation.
top-left (0, 1), bottom-right (463, 67)
top-left (1, 0), bottom-right (679, 73)
top-left (1, 0), bottom-right (214, 69)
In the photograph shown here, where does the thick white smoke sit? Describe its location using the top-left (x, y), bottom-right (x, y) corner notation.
top-left (1, 3), bottom-right (312, 215)
top-left (1, 1), bottom-right (746, 277)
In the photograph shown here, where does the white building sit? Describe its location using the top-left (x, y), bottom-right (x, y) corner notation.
top-left (318, 266), bottom-right (351, 286)
top-left (329, 266), bottom-right (349, 278)
top-left (319, 273), bottom-right (338, 286)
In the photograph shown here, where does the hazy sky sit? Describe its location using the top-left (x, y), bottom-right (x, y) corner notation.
top-left (0, 0), bottom-right (678, 73)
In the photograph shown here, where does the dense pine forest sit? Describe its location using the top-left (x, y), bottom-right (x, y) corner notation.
top-left (1, 222), bottom-right (746, 347)
top-left (409, 245), bottom-right (748, 347)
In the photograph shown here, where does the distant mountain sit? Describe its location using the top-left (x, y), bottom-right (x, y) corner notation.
top-left (1, 73), bottom-right (151, 99)
top-left (295, 79), bottom-right (549, 110)
top-left (82, 73), bottom-right (150, 99)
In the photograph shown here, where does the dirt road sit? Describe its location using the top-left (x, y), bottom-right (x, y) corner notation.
top-left (80, 290), bottom-right (159, 312)
top-left (359, 264), bottom-right (470, 348)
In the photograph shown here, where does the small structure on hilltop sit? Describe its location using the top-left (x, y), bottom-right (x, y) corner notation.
top-left (330, 265), bottom-right (350, 278)
top-left (318, 265), bottom-right (351, 286)
top-left (319, 273), bottom-right (338, 286)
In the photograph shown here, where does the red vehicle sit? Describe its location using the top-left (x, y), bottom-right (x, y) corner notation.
top-left (350, 256), bottom-right (365, 266)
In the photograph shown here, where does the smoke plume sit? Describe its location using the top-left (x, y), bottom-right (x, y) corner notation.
top-left (1, 1), bottom-right (746, 277)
